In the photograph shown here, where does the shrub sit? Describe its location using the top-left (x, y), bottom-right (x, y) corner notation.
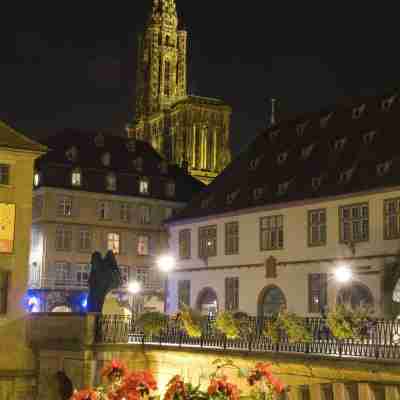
top-left (178, 304), bottom-right (203, 338)
top-left (136, 311), bottom-right (168, 337)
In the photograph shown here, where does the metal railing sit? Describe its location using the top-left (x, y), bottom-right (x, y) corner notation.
top-left (95, 315), bottom-right (400, 361)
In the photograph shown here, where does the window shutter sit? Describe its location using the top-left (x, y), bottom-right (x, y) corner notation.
top-left (0, 270), bottom-right (9, 314)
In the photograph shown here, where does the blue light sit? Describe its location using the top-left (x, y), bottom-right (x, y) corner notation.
top-left (81, 296), bottom-right (88, 309)
top-left (27, 296), bottom-right (40, 313)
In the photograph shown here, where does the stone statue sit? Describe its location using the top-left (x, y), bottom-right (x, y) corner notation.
top-left (87, 251), bottom-right (122, 313)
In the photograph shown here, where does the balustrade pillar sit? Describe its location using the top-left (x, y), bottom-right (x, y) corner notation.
top-left (309, 384), bottom-right (323, 400)
top-left (385, 386), bottom-right (400, 400)
top-left (358, 383), bottom-right (374, 400)
top-left (287, 387), bottom-right (301, 400)
top-left (332, 383), bottom-right (346, 400)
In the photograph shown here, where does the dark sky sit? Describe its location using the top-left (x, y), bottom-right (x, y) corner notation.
top-left (1, 1), bottom-right (399, 155)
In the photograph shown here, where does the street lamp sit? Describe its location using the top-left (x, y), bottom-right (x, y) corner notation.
top-left (157, 254), bottom-right (175, 312)
top-left (128, 280), bottom-right (141, 316)
top-left (335, 264), bottom-right (352, 284)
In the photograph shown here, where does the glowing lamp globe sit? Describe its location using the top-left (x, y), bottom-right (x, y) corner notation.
top-left (335, 265), bottom-right (352, 283)
top-left (157, 255), bottom-right (175, 272)
top-left (128, 281), bottom-right (141, 295)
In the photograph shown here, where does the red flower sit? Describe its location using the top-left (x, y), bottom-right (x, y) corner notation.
top-left (164, 375), bottom-right (188, 400)
top-left (71, 389), bottom-right (98, 400)
top-left (101, 360), bottom-right (128, 382)
top-left (273, 379), bottom-right (285, 394)
top-left (207, 377), bottom-right (239, 400)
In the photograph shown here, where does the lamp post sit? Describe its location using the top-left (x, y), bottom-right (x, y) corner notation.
top-left (128, 280), bottom-right (141, 317)
top-left (334, 264), bottom-right (353, 284)
top-left (157, 255), bottom-right (175, 313)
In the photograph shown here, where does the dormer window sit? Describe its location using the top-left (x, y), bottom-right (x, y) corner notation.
top-left (352, 104), bottom-right (366, 119)
top-left (339, 168), bottom-right (355, 184)
top-left (126, 139), bottom-right (136, 153)
top-left (296, 121), bottom-right (309, 137)
top-left (363, 130), bottom-right (377, 145)
top-left (381, 95), bottom-right (396, 111)
top-left (160, 161), bottom-right (169, 174)
top-left (301, 144), bottom-right (315, 160)
top-left (71, 168), bottom-right (82, 187)
top-left (101, 153), bottom-right (111, 167)
top-left (94, 133), bottom-right (105, 147)
top-left (106, 173), bottom-right (117, 191)
top-left (66, 147), bottom-right (78, 162)
top-left (312, 177), bottom-right (322, 190)
top-left (249, 156), bottom-right (262, 171)
top-left (33, 172), bottom-right (40, 187)
top-left (165, 181), bottom-right (175, 198)
top-left (334, 137), bottom-right (347, 151)
top-left (320, 113), bottom-right (333, 128)
top-left (139, 178), bottom-right (150, 195)
top-left (277, 181), bottom-right (291, 196)
top-left (226, 189), bottom-right (240, 205)
top-left (377, 160), bottom-right (393, 177)
top-left (269, 130), bottom-right (280, 141)
top-left (277, 152), bottom-right (288, 165)
top-left (133, 157), bottom-right (143, 172)
top-left (253, 187), bottom-right (264, 201)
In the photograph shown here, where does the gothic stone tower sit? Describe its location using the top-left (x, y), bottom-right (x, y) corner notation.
top-left (127, 0), bottom-right (231, 185)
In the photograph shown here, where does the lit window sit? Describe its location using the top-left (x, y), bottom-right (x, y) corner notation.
top-left (363, 131), bottom-right (377, 145)
top-left (0, 164), bottom-right (10, 185)
top-left (98, 201), bottom-right (112, 220)
top-left (352, 104), bottom-right (366, 119)
top-left (377, 160), bottom-right (392, 177)
top-left (225, 222), bottom-right (239, 255)
top-left (139, 205), bottom-right (151, 224)
top-left (33, 172), bottom-right (40, 187)
top-left (308, 274), bottom-right (327, 313)
top-left (260, 215), bottom-right (284, 250)
top-left (199, 225), bottom-right (217, 258)
top-left (55, 262), bottom-right (71, 284)
top-left (339, 203), bottom-right (369, 243)
top-left (107, 232), bottom-right (120, 254)
top-left (165, 182), bottom-right (175, 198)
top-left (320, 113), bottom-right (333, 128)
top-left (71, 169), bottom-right (82, 187)
top-left (139, 178), bottom-right (150, 195)
top-left (137, 235), bottom-right (150, 256)
top-left (57, 197), bottom-right (73, 217)
top-left (106, 173), bottom-right (117, 191)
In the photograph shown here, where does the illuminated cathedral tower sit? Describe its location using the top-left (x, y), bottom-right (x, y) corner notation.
top-left (127, 0), bottom-right (231, 185)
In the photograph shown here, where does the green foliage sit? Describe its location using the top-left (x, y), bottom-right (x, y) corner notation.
top-left (215, 312), bottom-right (240, 339)
top-left (263, 311), bottom-right (311, 344)
top-left (327, 305), bottom-right (373, 340)
top-left (179, 304), bottom-right (203, 338)
top-left (136, 312), bottom-right (168, 337)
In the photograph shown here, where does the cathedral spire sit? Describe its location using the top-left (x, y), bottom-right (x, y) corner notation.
top-left (149, 0), bottom-right (177, 27)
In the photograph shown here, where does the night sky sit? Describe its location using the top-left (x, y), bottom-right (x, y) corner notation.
top-left (1, 2), bottom-right (399, 155)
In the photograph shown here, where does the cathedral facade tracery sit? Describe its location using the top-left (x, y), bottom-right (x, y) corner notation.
top-left (127, 0), bottom-right (231, 185)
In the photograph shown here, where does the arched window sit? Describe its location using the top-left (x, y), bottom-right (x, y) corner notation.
top-left (196, 287), bottom-right (218, 316)
top-left (258, 285), bottom-right (286, 316)
top-left (71, 168), bottom-right (82, 187)
top-left (337, 283), bottom-right (374, 309)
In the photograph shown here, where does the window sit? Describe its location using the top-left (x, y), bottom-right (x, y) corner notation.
top-left (94, 133), bottom-right (105, 147)
top-left (57, 197), bottom-right (73, 217)
top-left (265, 256), bottom-right (277, 278)
top-left (133, 157), bottom-right (143, 171)
top-left (139, 178), bottom-right (150, 195)
top-left (225, 222), bottom-right (239, 255)
top-left (225, 277), bottom-right (239, 311)
top-left (55, 262), bottom-right (71, 284)
top-left (164, 60), bottom-right (171, 96)
top-left (137, 235), bottom-right (150, 256)
top-left (339, 203), bottom-right (369, 243)
top-left (308, 274), bottom-right (327, 313)
top-left (164, 207), bottom-right (173, 220)
top-left (337, 283), bottom-right (373, 309)
top-left (79, 230), bottom-right (91, 252)
top-left (0, 164), bottom-right (10, 185)
top-left (76, 264), bottom-right (90, 286)
top-left (107, 233), bottom-right (120, 254)
top-left (98, 201), bottom-right (112, 220)
top-left (66, 146), bottom-right (78, 162)
top-left (259, 285), bottom-right (286, 316)
top-left (253, 187), bottom-right (264, 201)
top-left (312, 176), bottom-right (322, 190)
top-left (31, 229), bottom-right (40, 251)
top-left (101, 152), bottom-right (111, 166)
top-left (33, 172), bottom-right (40, 187)
top-left (249, 156), bottom-right (263, 171)
top-left (106, 173), bottom-right (117, 191)
top-left (178, 280), bottom-right (191, 308)
top-left (139, 205), bottom-right (151, 224)
top-left (260, 215), bottom-right (284, 251)
top-left (55, 227), bottom-right (72, 251)
top-left (160, 161), bottom-right (168, 174)
top-left (32, 195), bottom-right (43, 219)
top-left (0, 271), bottom-right (9, 314)
top-left (165, 182), bottom-right (175, 198)
top-left (384, 198), bottom-right (400, 240)
top-left (120, 203), bottom-right (130, 222)
top-left (119, 266), bottom-right (129, 286)
top-left (71, 169), bottom-right (82, 187)
top-left (199, 225), bottom-right (217, 258)
top-left (179, 229), bottom-right (191, 259)
top-left (136, 267), bottom-right (149, 287)
top-left (126, 139), bottom-right (136, 153)
top-left (308, 209), bottom-right (327, 246)
top-left (277, 181), bottom-right (290, 196)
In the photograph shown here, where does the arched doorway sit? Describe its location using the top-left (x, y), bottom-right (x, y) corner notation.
top-left (258, 285), bottom-right (286, 316)
top-left (196, 287), bottom-right (218, 316)
top-left (337, 283), bottom-right (374, 309)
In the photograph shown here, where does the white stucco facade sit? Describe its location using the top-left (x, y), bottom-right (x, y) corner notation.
top-left (166, 186), bottom-right (400, 317)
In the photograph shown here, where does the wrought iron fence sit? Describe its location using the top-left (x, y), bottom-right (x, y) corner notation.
top-left (95, 315), bottom-right (400, 360)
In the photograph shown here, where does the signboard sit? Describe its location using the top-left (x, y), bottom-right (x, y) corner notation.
top-left (0, 203), bottom-right (15, 253)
